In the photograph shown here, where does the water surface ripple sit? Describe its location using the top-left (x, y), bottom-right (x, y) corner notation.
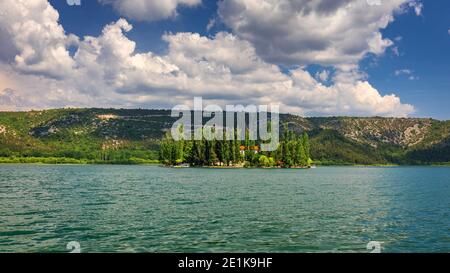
top-left (0, 165), bottom-right (449, 252)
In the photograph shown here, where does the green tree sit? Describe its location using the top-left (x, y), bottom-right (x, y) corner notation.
top-left (302, 132), bottom-right (310, 160)
top-left (282, 140), bottom-right (293, 167)
top-left (193, 140), bottom-right (204, 166)
top-left (233, 129), bottom-right (242, 164)
top-left (299, 142), bottom-right (308, 166)
top-left (259, 155), bottom-right (270, 167)
top-left (159, 132), bottom-right (176, 165)
top-left (206, 140), bottom-right (218, 166)
top-left (268, 157), bottom-right (275, 167)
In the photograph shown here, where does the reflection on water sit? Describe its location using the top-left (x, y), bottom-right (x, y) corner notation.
top-left (0, 165), bottom-right (449, 252)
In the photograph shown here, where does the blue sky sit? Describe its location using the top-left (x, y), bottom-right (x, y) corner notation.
top-left (1, 0), bottom-right (449, 118)
top-left (367, 1), bottom-right (450, 119)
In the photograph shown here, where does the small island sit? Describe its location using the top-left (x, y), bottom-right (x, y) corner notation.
top-left (159, 128), bottom-right (313, 169)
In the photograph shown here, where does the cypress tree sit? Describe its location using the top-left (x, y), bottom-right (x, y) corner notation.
top-left (159, 132), bottom-right (175, 165)
top-left (294, 138), bottom-right (303, 166)
top-left (302, 132), bottom-right (310, 160)
top-left (223, 140), bottom-right (231, 166)
top-left (234, 129), bottom-right (241, 164)
top-left (299, 142), bottom-right (307, 166)
top-left (282, 140), bottom-right (293, 168)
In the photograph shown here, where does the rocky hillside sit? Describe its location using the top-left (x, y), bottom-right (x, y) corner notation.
top-left (1, 108), bottom-right (449, 164)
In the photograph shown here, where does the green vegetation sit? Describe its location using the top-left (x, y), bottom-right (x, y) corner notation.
top-left (0, 109), bottom-right (163, 164)
top-left (0, 157), bottom-right (159, 165)
top-left (159, 125), bottom-right (312, 168)
top-left (1, 108), bottom-right (450, 166)
top-left (0, 157), bottom-right (88, 164)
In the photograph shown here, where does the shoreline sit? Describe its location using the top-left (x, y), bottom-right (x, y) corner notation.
top-left (0, 157), bottom-right (160, 165)
top-left (0, 158), bottom-right (449, 168)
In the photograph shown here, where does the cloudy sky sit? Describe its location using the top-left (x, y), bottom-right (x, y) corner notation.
top-left (0, 0), bottom-right (449, 118)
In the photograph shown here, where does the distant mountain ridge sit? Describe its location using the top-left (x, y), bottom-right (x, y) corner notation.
top-left (1, 108), bottom-right (449, 165)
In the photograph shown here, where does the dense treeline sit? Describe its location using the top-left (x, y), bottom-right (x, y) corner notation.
top-left (159, 125), bottom-right (312, 168)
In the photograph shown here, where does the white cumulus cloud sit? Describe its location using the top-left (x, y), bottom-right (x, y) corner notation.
top-left (98, 0), bottom-right (202, 22)
top-left (218, 0), bottom-right (422, 67)
top-left (0, 0), bottom-right (77, 79)
top-left (0, 0), bottom-right (414, 117)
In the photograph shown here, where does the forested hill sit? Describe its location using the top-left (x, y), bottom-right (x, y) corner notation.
top-left (1, 108), bottom-right (450, 165)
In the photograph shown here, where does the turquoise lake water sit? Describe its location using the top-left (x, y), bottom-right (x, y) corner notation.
top-left (0, 165), bottom-right (449, 253)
